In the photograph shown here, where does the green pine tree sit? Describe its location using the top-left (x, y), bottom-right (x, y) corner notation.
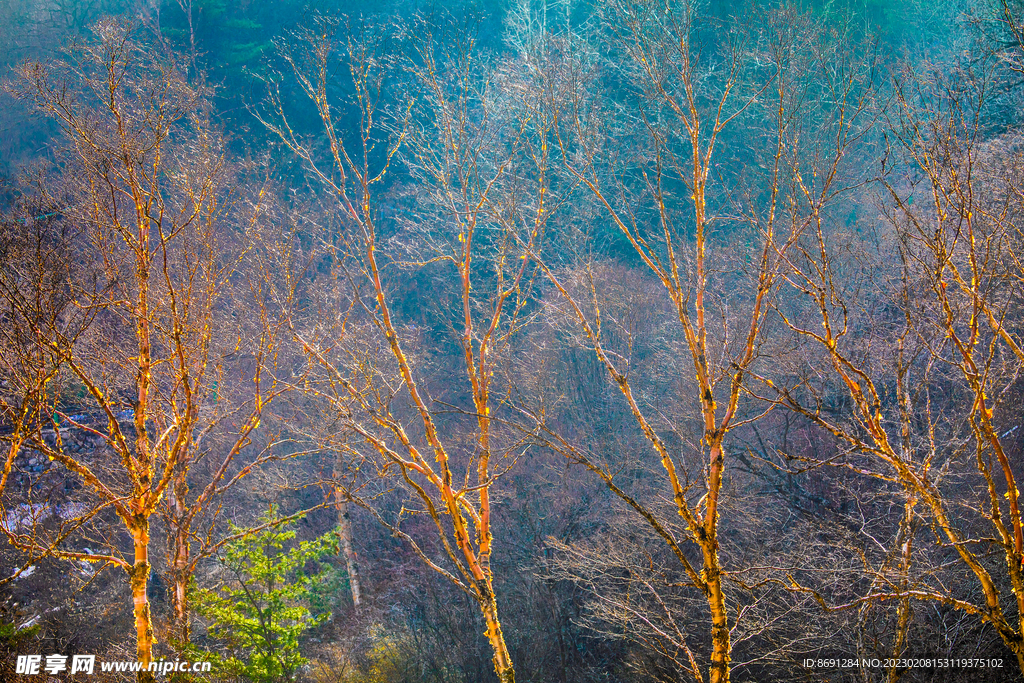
top-left (193, 508), bottom-right (337, 683)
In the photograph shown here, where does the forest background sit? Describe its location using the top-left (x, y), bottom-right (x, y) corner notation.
top-left (3, 0), bottom-right (1024, 682)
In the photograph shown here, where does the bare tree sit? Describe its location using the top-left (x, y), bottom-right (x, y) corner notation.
top-left (769, 49), bottom-right (1024, 673)
top-left (1, 20), bottom-right (288, 677)
top-left (516, 3), bottom-right (880, 681)
top-left (256, 15), bottom-right (551, 682)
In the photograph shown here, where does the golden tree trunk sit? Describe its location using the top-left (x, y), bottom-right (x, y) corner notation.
top-left (480, 586), bottom-right (516, 683)
top-left (129, 523), bottom-right (156, 683)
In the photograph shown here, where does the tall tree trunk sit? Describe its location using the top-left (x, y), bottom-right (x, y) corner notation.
top-left (704, 557), bottom-right (730, 683)
top-left (335, 495), bottom-right (362, 609)
top-left (170, 489), bottom-right (191, 647)
top-left (129, 520), bottom-right (156, 683)
top-left (479, 584), bottom-right (515, 683)
top-left (704, 440), bottom-right (730, 683)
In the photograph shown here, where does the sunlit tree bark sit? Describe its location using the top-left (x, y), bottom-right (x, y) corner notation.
top-left (522, 3), bottom-right (879, 680)
top-left (257, 17), bottom-right (549, 682)
top-left (1, 21), bottom-right (287, 677)
top-left (771, 54), bottom-right (1024, 672)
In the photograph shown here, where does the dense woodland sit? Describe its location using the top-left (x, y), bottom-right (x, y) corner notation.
top-left (2, 0), bottom-right (1024, 682)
